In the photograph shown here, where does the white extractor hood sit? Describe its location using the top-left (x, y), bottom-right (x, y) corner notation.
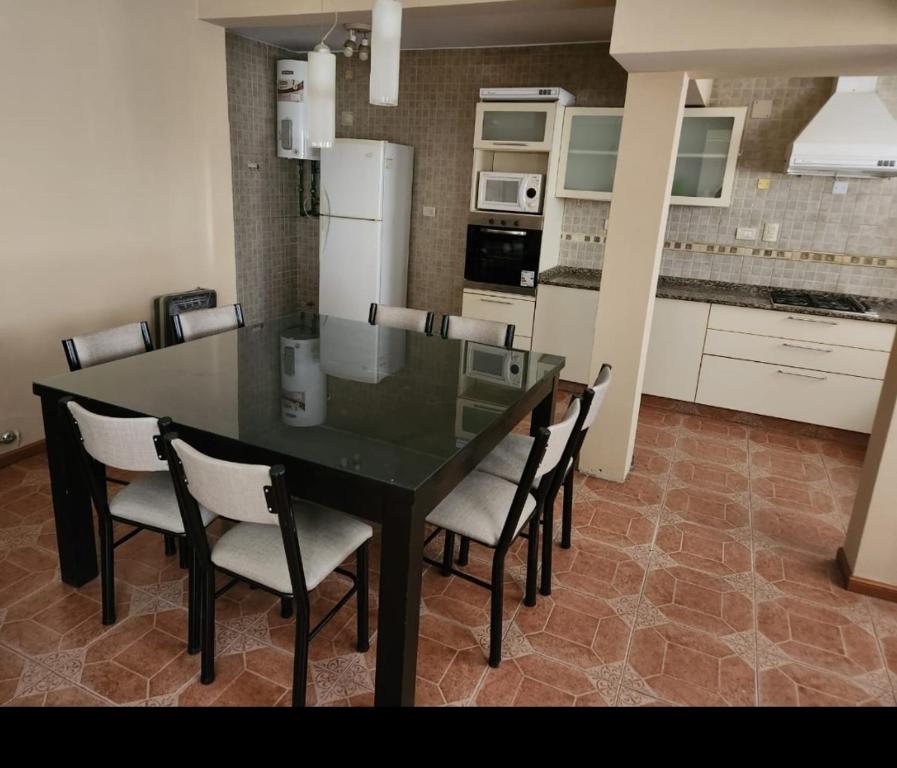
top-left (786, 77), bottom-right (897, 178)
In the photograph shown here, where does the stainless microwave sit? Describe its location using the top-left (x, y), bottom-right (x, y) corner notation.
top-left (477, 172), bottom-right (543, 214)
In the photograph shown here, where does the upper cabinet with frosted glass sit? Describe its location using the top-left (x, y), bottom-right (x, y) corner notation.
top-left (474, 103), bottom-right (558, 152)
top-left (555, 106), bottom-right (747, 206)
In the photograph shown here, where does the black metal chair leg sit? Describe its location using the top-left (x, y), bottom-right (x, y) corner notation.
top-left (561, 469), bottom-right (574, 549)
top-left (281, 596), bottom-right (294, 619)
top-left (457, 536), bottom-right (470, 566)
top-left (525, 514), bottom-right (539, 607)
top-left (441, 530), bottom-right (455, 577)
top-left (540, 499), bottom-right (554, 597)
top-left (489, 552), bottom-right (505, 668)
top-left (200, 567), bottom-right (216, 684)
top-left (99, 517), bottom-right (116, 625)
top-left (187, 544), bottom-right (200, 655)
top-left (356, 541), bottom-right (370, 652)
top-left (164, 534), bottom-right (177, 556)
top-left (293, 603), bottom-right (310, 707)
top-left (178, 538), bottom-right (189, 569)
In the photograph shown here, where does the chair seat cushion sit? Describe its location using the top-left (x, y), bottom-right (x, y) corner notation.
top-left (478, 433), bottom-right (573, 485)
top-left (110, 472), bottom-right (215, 533)
top-left (211, 500), bottom-right (373, 593)
top-left (425, 471), bottom-right (536, 547)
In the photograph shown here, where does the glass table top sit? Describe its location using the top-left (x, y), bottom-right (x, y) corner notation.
top-left (35, 312), bottom-right (564, 492)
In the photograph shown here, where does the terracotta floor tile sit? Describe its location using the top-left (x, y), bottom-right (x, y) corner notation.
top-left (414, 676), bottom-right (446, 706)
top-left (677, 435), bottom-right (748, 467)
top-left (80, 660), bottom-right (148, 704)
top-left (671, 459), bottom-right (749, 495)
top-left (5, 546), bottom-right (58, 573)
top-left (754, 546), bottom-right (863, 609)
top-left (513, 675), bottom-right (575, 706)
top-left (655, 521), bottom-right (752, 576)
top-left (681, 416), bottom-right (748, 443)
top-left (0, 619), bottom-right (61, 656)
top-left (415, 635), bottom-right (457, 683)
top-left (574, 497), bottom-right (659, 548)
top-left (760, 663), bottom-right (891, 706)
top-left (115, 628), bottom-right (184, 678)
top-left (33, 593), bottom-right (101, 634)
top-left (751, 475), bottom-right (836, 516)
top-left (177, 653), bottom-right (245, 706)
top-left (149, 651), bottom-right (200, 698)
top-left (418, 614), bottom-right (477, 650)
top-left (84, 614), bottom-right (155, 664)
top-left (753, 506), bottom-right (845, 556)
top-left (664, 485), bottom-right (750, 530)
top-left (584, 474), bottom-right (665, 508)
top-left (635, 424), bottom-right (679, 451)
top-left (438, 647), bottom-right (487, 703)
top-left (213, 670), bottom-right (286, 707)
top-left (44, 686), bottom-right (105, 706)
top-left (475, 660), bottom-right (523, 706)
top-left (544, 604), bottom-right (600, 647)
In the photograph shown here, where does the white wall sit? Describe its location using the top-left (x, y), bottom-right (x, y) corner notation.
top-left (0, 0), bottom-right (236, 456)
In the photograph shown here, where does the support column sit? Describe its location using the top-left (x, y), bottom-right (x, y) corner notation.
top-left (839, 333), bottom-right (897, 602)
top-left (579, 71), bottom-right (687, 482)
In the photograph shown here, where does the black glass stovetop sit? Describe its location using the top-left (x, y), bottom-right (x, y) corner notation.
top-left (769, 289), bottom-right (871, 315)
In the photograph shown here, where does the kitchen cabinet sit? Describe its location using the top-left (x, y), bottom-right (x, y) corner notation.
top-left (531, 284), bottom-right (599, 384)
top-left (474, 103), bottom-right (558, 152)
top-left (555, 106), bottom-right (746, 207)
top-left (462, 288), bottom-right (536, 350)
top-left (670, 107), bottom-right (746, 207)
top-left (556, 108), bottom-right (623, 200)
top-left (643, 298), bottom-right (711, 401)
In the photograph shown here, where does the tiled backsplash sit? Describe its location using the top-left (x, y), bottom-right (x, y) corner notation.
top-left (559, 76), bottom-right (897, 298)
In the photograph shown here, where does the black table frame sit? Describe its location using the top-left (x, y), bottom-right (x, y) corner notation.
top-left (34, 371), bottom-right (558, 707)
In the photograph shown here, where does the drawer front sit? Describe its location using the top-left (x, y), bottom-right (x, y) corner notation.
top-left (708, 304), bottom-right (895, 352)
top-left (704, 329), bottom-right (889, 380)
top-left (462, 289), bottom-right (535, 337)
top-left (696, 355), bottom-right (882, 433)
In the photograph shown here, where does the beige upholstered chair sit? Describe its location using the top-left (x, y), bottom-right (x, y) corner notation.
top-left (62, 322), bottom-right (153, 371)
top-left (61, 398), bottom-right (214, 655)
top-left (440, 314), bottom-right (515, 348)
top-left (368, 303), bottom-right (435, 335)
top-left (172, 303), bottom-right (245, 343)
top-left (423, 395), bottom-right (584, 667)
top-left (164, 436), bottom-right (372, 707)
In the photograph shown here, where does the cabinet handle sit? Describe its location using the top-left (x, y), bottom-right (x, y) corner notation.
top-left (781, 343), bottom-right (833, 353)
top-left (480, 298), bottom-right (514, 305)
top-left (777, 369), bottom-right (828, 381)
top-left (786, 315), bottom-right (839, 326)
top-left (492, 141), bottom-right (528, 146)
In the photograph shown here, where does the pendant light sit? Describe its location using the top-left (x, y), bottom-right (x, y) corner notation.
top-left (369, 0), bottom-right (402, 106)
top-left (308, 12), bottom-right (338, 148)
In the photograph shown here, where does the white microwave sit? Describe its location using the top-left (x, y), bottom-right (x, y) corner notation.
top-left (465, 342), bottom-right (525, 388)
top-left (477, 172), bottom-right (543, 215)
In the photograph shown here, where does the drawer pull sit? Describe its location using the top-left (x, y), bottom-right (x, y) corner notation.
top-left (781, 343), bottom-right (833, 353)
top-left (492, 141), bottom-right (529, 146)
top-left (777, 369), bottom-right (828, 381)
top-left (786, 315), bottom-right (839, 326)
top-left (480, 298), bottom-right (514, 306)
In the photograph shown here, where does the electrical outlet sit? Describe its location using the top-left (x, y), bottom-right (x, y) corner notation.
top-left (833, 179), bottom-right (849, 195)
top-left (751, 99), bottom-right (773, 119)
top-left (422, 206), bottom-right (436, 218)
top-left (736, 227), bottom-right (758, 241)
top-left (340, 111), bottom-right (354, 127)
top-left (762, 222), bottom-right (780, 243)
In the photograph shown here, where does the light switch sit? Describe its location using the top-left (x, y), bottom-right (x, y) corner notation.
top-left (340, 111), bottom-right (354, 127)
top-left (751, 99), bottom-right (773, 118)
top-left (763, 222), bottom-right (780, 242)
top-left (422, 206), bottom-right (436, 218)
top-left (736, 227), bottom-right (758, 241)
top-left (833, 180), bottom-right (849, 195)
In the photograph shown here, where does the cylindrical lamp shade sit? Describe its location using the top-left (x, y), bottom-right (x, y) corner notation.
top-left (369, 0), bottom-right (402, 106)
top-left (308, 45), bottom-right (336, 148)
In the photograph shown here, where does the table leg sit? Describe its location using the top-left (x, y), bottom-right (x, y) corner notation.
top-left (41, 394), bottom-right (97, 586)
top-left (531, 373), bottom-right (559, 434)
top-left (374, 506), bottom-right (426, 707)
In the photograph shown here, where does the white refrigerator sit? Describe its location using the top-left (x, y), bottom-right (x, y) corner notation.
top-left (319, 139), bottom-right (414, 322)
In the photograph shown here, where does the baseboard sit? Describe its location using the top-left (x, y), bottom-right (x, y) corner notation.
top-left (0, 440), bottom-right (46, 468)
top-left (836, 547), bottom-right (897, 603)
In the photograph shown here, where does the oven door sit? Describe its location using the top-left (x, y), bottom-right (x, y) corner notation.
top-left (465, 224), bottom-right (542, 289)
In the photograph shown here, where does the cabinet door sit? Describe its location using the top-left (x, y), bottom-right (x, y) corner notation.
top-left (670, 107), bottom-right (746, 207)
top-left (462, 289), bottom-right (536, 337)
top-left (474, 103), bottom-right (556, 152)
top-left (643, 298), bottom-right (711, 401)
top-left (531, 285), bottom-right (599, 384)
top-left (556, 108), bottom-right (623, 200)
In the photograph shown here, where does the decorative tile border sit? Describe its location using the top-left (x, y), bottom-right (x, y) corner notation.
top-left (561, 231), bottom-right (897, 270)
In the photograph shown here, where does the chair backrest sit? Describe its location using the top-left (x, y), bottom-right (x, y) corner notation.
top-left (441, 315), bottom-right (514, 348)
top-left (173, 304), bottom-right (245, 344)
top-left (65, 400), bottom-right (167, 473)
top-left (62, 321), bottom-right (153, 371)
top-left (534, 397), bottom-right (582, 481)
top-left (368, 303), bottom-right (435, 335)
top-left (167, 438), bottom-right (275, 526)
top-left (581, 364), bottom-right (612, 432)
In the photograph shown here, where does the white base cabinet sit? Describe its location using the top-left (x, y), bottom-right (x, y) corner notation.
top-left (462, 288), bottom-right (535, 350)
top-left (643, 298), bottom-right (711, 401)
top-left (531, 284), bottom-right (599, 383)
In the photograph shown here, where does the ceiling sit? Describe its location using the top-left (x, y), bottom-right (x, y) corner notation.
top-left (232, 2), bottom-right (615, 53)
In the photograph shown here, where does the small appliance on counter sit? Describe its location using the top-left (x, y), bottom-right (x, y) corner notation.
top-left (477, 171), bottom-right (543, 214)
top-left (153, 288), bottom-right (216, 348)
top-left (465, 212), bottom-right (542, 291)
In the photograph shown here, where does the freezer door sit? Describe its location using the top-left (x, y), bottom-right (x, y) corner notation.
top-left (319, 216), bottom-right (382, 322)
top-left (320, 139), bottom-right (385, 221)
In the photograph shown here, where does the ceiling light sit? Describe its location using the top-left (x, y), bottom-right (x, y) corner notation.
top-left (370, 0), bottom-right (402, 107)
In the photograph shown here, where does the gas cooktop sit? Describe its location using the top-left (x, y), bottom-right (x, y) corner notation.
top-left (769, 289), bottom-right (874, 316)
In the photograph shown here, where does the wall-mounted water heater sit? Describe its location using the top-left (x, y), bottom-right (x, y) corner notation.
top-left (277, 60), bottom-right (319, 161)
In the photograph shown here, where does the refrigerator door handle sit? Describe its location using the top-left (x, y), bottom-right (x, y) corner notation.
top-left (320, 185), bottom-right (331, 218)
top-left (320, 214), bottom-right (330, 253)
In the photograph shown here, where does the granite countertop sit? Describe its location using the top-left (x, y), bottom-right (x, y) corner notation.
top-left (539, 266), bottom-right (897, 325)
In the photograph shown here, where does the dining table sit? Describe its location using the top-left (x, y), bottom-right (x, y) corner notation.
top-left (32, 310), bottom-right (564, 706)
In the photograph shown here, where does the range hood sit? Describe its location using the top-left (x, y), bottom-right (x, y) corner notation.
top-left (786, 77), bottom-right (897, 178)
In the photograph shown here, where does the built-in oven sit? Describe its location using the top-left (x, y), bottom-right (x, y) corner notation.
top-left (465, 212), bottom-right (542, 290)
top-left (464, 342), bottom-right (525, 388)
